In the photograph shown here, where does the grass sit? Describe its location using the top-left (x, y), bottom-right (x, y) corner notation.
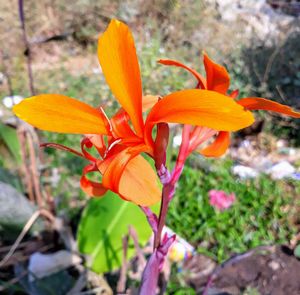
top-left (167, 156), bottom-right (300, 262)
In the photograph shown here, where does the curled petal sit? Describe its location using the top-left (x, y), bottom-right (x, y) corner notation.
top-left (80, 164), bottom-right (107, 197)
top-left (98, 19), bottom-right (144, 136)
top-left (111, 109), bottom-right (137, 139)
top-left (99, 146), bottom-right (161, 206)
top-left (81, 137), bottom-right (97, 162)
top-left (158, 59), bottom-right (206, 89)
top-left (199, 131), bottom-right (230, 157)
top-left (145, 89), bottom-right (254, 146)
top-left (238, 97), bottom-right (300, 118)
top-left (13, 94), bottom-right (110, 134)
top-left (85, 134), bottom-right (106, 158)
top-left (203, 53), bottom-right (230, 94)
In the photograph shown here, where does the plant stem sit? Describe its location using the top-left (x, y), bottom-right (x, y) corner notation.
top-left (154, 182), bottom-right (174, 249)
top-left (18, 0), bottom-right (35, 95)
top-left (140, 125), bottom-right (192, 294)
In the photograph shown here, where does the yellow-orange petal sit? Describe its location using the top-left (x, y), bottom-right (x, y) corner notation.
top-left (199, 131), bottom-right (230, 157)
top-left (98, 19), bottom-right (144, 136)
top-left (145, 89), bottom-right (254, 146)
top-left (99, 146), bottom-right (161, 206)
top-left (13, 94), bottom-right (110, 134)
top-left (238, 97), bottom-right (300, 118)
top-left (142, 95), bottom-right (159, 112)
top-left (158, 59), bottom-right (206, 89)
top-left (203, 53), bottom-right (230, 94)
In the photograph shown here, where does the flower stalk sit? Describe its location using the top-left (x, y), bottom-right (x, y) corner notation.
top-left (140, 124), bottom-right (195, 294)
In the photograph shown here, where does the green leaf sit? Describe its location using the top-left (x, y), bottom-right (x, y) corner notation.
top-left (77, 191), bottom-right (159, 273)
top-left (0, 122), bottom-right (22, 164)
top-left (294, 244), bottom-right (300, 258)
top-left (0, 167), bottom-right (23, 192)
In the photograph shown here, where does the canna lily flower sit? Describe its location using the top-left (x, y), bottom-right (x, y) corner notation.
top-left (13, 20), bottom-right (255, 206)
top-left (159, 53), bottom-right (300, 157)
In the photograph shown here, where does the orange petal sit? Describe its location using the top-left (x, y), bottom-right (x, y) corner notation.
top-left (98, 19), bottom-right (144, 136)
top-left (13, 94), bottom-right (110, 134)
top-left (110, 108), bottom-right (137, 139)
top-left (158, 59), bottom-right (206, 89)
top-left (199, 131), bottom-right (230, 157)
top-left (80, 164), bottom-right (107, 197)
top-left (238, 97), bottom-right (300, 118)
top-left (145, 89), bottom-right (254, 146)
top-left (85, 134), bottom-right (106, 158)
top-left (99, 145), bottom-right (147, 192)
top-left (203, 53), bottom-right (230, 94)
top-left (142, 95), bottom-right (159, 112)
top-left (100, 146), bottom-right (161, 206)
top-left (229, 89), bottom-right (239, 99)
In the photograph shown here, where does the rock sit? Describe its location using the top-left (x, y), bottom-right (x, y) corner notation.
top-left (15, 263), bottom-right (75, 295)
top-left (0, 182), bottom-right (43, 240)
top-left (183, 254), bottom-right (217, 288)
top-left (2, 95), bottom-right (23, 108)
top-left (28, 251), bottom-right (82, 281)
top-left (208, 0), bottom-right (296, 43)
top-left (269, 260), bottom-right (280, 271)
top-left (232, 165), bottom-right (258, 179)
top-left (291, 173), bottom-right (300, 181)
top-left (267, 161), bottom-right (296, 179)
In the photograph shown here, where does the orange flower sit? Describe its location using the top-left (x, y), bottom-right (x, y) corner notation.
top-left (159, 53), bottom-right (300, 157)
top-left (13, 20), bottom-right (254, 206)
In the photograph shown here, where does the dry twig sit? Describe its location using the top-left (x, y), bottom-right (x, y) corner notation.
top-left (117, 235), bottom-right (129, 294)
top-left (0, 209), bottom-right (55, 268)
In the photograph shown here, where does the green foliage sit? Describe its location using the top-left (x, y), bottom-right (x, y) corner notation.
top-left (77, 191), bottom-right (158, 273)
top-left (0, 167), bottom-right (23, 192)
top-left (227, 32), bottom-right (300, 145)
top-left (294, 244), bottom-right (300, 258)
top-left (0, 122), bottom-right (22, 164)
top-left (167, 157), bottom-right (299, 262)
top-left (243, 287), bottom-right (260, 295)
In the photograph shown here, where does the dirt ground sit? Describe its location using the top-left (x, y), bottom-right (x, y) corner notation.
top-left (185, 245), bottom-right (300, 295)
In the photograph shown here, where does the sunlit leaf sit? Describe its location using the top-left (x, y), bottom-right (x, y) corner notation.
top-left (77, 191), bottom-right (159, 273)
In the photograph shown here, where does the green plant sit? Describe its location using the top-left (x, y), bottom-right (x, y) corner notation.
top-left (77, 191), bottom-right (159, 273)
top-left (167, 157), bottom-right (299, 262)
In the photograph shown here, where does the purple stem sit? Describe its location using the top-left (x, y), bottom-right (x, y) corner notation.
top-left (139, 249), bottom-right (162, 295)
top-left (140, 124), bottom-right (193, 294)
top-left (139, 166), bottom-right (174, 294)
top-left (140, 206), bottom-right (158, 234)
top-left (140, 234), bottom-right (176, 295)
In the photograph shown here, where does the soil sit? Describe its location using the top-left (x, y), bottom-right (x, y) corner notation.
top-left (184, 245), bottom-right (300, 295)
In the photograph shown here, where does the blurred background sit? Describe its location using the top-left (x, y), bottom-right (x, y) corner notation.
top-left (0, 0), bottom-right (300, 294)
